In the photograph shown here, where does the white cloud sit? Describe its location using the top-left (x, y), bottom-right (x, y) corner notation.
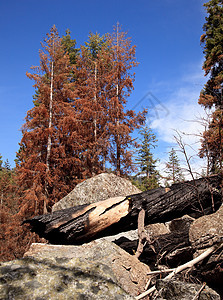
top-left (151, 87), bottom-right (205, 144)
top-left (146, 62), bottom-right (209, 179)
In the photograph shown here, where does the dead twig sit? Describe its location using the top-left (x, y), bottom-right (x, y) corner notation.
top-left (144, 276), bottom-right (152, 291)
top-left (135, 285), bottom-right (156, 300)
top-left (174, 130), bottom-right (205, 215)
top-left (191, 282), bottom-right (206, 300)
top-left (216, 249), bottom-right (223, 261)
top-left (146, 268), bottom-right (175, 276)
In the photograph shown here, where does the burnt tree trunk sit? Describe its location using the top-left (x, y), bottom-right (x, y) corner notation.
top-left (24, 175), bottom-right (222, 245)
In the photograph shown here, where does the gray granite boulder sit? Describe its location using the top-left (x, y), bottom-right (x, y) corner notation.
top-left (168, 215), bottom-right (195, 233)
top-left (52, 173), bottom-right (141, 212)
top-left (145, 223), bottom-right (170, 236)
top-left (101, 223), bottom-right (170, 244)
top-left (189, 205), bottom-right (223, 250)
top-left (0, 240), bottom-right (151, 299)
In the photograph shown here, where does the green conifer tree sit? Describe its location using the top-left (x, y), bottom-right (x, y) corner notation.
top-left (165, 148), bottom-right (184, 186)
top-left (135, 126), bottom-right (159, 191)
top-left (61, 29), bottom-right (79, 65)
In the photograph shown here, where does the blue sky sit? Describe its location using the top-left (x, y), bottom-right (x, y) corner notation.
top-left (0, 0), bottom-right (208, 175)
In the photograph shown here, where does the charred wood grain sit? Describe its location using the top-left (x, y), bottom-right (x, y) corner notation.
top-left (129, 175), bottom-right (222, 223)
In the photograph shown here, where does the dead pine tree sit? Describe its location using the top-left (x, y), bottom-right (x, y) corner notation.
top-left (106, 24), bottom-right (146, 175)
top-left (17, 26), bottom-right (81, 217)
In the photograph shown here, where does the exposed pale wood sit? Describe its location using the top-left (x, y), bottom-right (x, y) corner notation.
top-left (164, 243), bottom-right (222, 280)
top-left (192, 282), bottom-right (206, 300)
top-left (24, 196), bottom-right (129, 244)
top-left (85, 196), bottom-right (129, 239)
top-left (146, 269), bottom-right (175, 275)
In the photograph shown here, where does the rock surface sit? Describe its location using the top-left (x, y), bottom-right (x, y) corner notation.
top-left (0, 258), bottom-right (132, 300)
top-left (145, 223), bottom-right (170, 236)
top-left (0, 240), bottom-right (151, 299)
top-left (102, 223), bottom-right (169, 244)
top-left (189, 205), bottom-right (223, 249)
top-left (101, 229), bottom-right (139, 242)
top-left (52, 173), bottom-right (141, 212)
top-left (156, 279), bottom-right (220, 300)
top-left (168, 215), bottom-right (194, 233)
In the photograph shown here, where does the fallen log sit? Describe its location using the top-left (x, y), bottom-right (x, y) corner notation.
top-left (24, 175), bottom-right (222, 245)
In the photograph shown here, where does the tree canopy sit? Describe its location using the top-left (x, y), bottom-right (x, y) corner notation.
top-left (15, 25), bottom-right (145, 218)
top-left (199, 0), bottom-right (223, 174)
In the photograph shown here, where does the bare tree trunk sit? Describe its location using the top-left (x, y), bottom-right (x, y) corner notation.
top-left (0, 191), bottom-right (3, 208)
top-left (219, 88), bottom-right (223, 177)
top-left (116, 23), bottom-right (121, 175)
top-left (94, 61), bottom-right (97, 143)
top-left (220, 88), bottom-right (223, 202)
top-left (102, 155), bottom-right (106, 172)
top-left (172, 161), bottom-right (175, 183)
top-left (46, 60), bottom-right (54, 172)
top-left (116, 86), bottom-right (120, 175)
top-left (44, 59), bottom-right (54, 213)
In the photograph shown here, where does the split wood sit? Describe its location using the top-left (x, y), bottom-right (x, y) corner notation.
top-left (135, 209), bottom-right (156, 258)
top-left (135, 242), bottom-right (223, 300)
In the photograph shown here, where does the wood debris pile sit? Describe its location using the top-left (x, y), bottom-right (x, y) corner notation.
top-left (25, 175), bottom-right (223, 299)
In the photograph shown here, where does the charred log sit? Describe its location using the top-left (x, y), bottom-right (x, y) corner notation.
top-left (23, 175), bottom-right (222, 245)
